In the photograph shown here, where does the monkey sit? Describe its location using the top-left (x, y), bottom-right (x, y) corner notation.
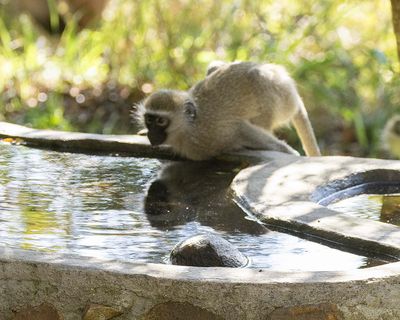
top-left (136, 61), bottom-right (321, 160)
top-left (382, 115), bottom-right (400, 158)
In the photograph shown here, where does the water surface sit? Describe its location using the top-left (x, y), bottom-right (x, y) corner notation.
top-left (328, 193), bottom-right (400, 226)
top-left (0, 142), bottom-right (387, 270)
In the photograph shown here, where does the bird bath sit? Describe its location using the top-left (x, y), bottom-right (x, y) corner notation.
top-left (2, 121), bottom-right (400, 319)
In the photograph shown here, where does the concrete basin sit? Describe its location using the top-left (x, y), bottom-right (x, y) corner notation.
top-left (1, 121), bottom-right (400, 319)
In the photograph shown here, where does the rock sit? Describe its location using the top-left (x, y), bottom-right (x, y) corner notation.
top-left (270, 303), bottom-right (344, 320)
top-left (141, 302), bottom-right (223, 320)
top-left (12, 303), bottom-right (62, 320)
top-left (170, 234), bottom-right (248, 267)
top-left (82, 304), bottom-right (122, 320)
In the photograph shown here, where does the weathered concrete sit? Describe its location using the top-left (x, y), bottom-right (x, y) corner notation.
top-left (4, 247), bottom-right (400, 319)
top-left (0, 121), bottom-right (179, 160)
top-left (232, 151), bottom-right (400, 259)
top-left (2, 122), bottom-right (400, 319)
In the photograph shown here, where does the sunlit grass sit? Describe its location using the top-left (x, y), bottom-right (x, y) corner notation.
top-left (0, 0), bottom-right (398, 156)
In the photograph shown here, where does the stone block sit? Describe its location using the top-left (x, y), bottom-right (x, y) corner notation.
top-left (142, 302), bottom-right (222, 320)
top-left (270, 303), bottom-right (344, 320)
top-left (12, 303), bottom-right (62, 320)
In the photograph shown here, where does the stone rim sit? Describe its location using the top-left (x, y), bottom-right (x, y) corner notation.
top-left (312, 169), bottom-right (400, 206)
top-left (1, 121), bottom-right (400, 280)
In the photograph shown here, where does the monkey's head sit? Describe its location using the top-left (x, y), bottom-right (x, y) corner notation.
top-left (141, 90), bottom-right (197, 146)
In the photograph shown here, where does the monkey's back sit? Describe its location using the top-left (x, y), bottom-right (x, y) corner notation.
top-left (190, 62), bottom-right (299, 130)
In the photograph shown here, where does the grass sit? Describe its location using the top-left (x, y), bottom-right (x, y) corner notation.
top-left (0, 0), bottom-right (399, 157)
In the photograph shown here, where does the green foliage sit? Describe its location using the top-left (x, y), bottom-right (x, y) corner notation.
top-left (0, 0), bottom-right (399, 157)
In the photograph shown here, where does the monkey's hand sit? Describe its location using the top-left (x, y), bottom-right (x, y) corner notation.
top-left (137, 128), bottom-right (148, 136)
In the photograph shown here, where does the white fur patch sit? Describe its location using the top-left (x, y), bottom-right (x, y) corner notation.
top-left (131, 102), bottom-right (146, 126)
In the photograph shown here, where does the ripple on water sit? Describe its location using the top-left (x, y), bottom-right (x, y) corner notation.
top-left (0, 143), bottom-right (388, 270)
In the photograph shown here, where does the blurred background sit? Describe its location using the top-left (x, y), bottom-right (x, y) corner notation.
top-left (0, 0), bottom-right (399, 158)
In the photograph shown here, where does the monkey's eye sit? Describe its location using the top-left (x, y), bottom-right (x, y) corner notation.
top-left (144, 114), bottom-right (153, 125)
top-left (156, 117), bottom-right (169, 127)
top-left (184, 101), bottom-right (197, 120)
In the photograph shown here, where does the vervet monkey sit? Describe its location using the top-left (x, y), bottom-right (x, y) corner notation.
top-left (137, 61), bottom-right (321, 160)
top-left (383, 115), bottom-right (400, 158)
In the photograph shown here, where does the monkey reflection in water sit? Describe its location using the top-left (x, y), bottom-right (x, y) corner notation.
top-left (144, 160), bottom-right (265, 235)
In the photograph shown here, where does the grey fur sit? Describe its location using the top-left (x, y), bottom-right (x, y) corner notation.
top-left (141, 61), bottom-right (321, 160)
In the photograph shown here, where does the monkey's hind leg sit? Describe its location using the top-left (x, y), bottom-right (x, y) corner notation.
top-left (238, 121), bottom-right (300, 155)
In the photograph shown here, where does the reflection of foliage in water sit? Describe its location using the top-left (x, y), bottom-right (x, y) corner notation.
top-left (0, 0), bottom-right (398, 157)
top-left (328, 193), bottom-right (400, 226)
top-left (0, 143), bottom-right (161, 253)
top-left (381, 195), bottom-right (400, 224)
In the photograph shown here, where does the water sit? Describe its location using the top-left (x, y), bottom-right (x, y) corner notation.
top-left (0, 142), bottom-right (386, 270)
top-left (328, 193), bottom-right (400, 226)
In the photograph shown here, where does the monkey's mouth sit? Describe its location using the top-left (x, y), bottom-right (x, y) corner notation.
top-left (148, 131), bottom-right (167, 146)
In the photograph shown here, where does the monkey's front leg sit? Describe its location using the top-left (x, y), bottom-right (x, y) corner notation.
top-left (238, 121), bottom-right (300, 155)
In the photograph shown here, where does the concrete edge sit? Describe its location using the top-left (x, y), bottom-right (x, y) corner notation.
top-left (232, 155), bottom-right (400, 260)
top-left (0, 121), bottom-right (181, 160)
top-left (0, 121), bottom-right (279, 164)
top-left (2, 245), bottom-right (400, 284)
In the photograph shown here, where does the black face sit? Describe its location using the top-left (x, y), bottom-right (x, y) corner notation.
top-left (144, 113), bottom-right (170, 145)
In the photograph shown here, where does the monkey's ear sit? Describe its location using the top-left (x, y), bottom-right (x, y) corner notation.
top-left (130, 102), bottom-right (145, 126)
top-left (206, 60), bottom-right (226, 75)
top-left (184, 101), bottom-right (197, 121)
top-left (206, 66), bottom-right (219, 76)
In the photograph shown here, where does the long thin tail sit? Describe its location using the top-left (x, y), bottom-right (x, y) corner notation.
top-left (292, 96), bottom-right (321, 156)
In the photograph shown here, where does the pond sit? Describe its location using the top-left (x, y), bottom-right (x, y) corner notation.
top-left (0, 142), bottom-right (387, 270)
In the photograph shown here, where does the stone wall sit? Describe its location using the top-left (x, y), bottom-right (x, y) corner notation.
top-left (3, 247), bottom-right (400, 319)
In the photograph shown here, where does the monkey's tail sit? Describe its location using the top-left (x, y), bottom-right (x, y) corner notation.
top-left (292, 97), bottom-right (321, 156)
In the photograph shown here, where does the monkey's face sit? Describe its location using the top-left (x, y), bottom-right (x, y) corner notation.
top-left (144, 113), bottom-right (170, 145)
top-left (142, 90), bottom-right (196, 147)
